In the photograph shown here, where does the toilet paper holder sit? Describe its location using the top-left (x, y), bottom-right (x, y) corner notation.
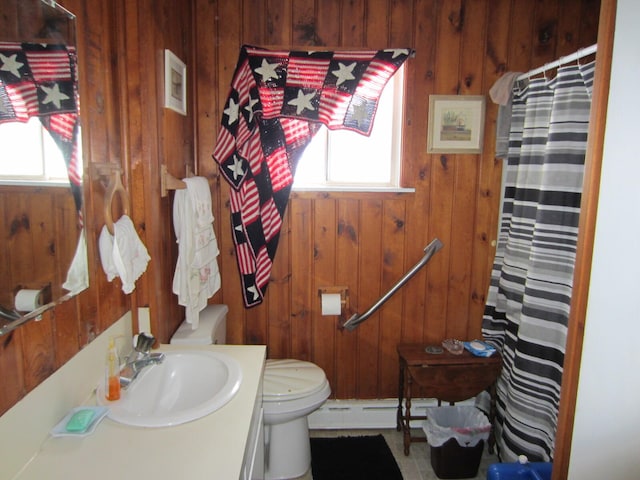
top-left (317, 287), bottom-right (349, 316)
top-left (14, 284), bottom-right (52, 313)
top-left (1, 284), bottom-right (74, 337)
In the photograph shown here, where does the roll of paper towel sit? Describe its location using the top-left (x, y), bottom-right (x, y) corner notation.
top-left (321, 293), bottom-right (342, 315)
top-left (15, 289), bottom-right (43, 312)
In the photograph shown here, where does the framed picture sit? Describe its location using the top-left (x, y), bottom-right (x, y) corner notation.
top-left (427, 95), bottom-right (486, 154)
top-left (164, 49), bottom-right (187, 115)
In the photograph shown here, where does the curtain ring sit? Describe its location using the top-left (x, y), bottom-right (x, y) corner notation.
top-left (104, 171), bottom-right (130, 235)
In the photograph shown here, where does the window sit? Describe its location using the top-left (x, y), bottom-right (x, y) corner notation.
top-left (0, 117), bottom-right (70, 185)
top-left (293, 64), bottom-right (409, 191)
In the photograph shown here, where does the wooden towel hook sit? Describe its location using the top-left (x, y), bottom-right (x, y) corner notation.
top-left (161, 164), bottom-right (195, 197)
top-left (103, 167), bottom-right (130, 235)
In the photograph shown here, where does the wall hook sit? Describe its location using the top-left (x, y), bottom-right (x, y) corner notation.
top-left (90, 163), bottom-right (131, 235)
top-left (161, 164), bottom-right (188, 197)
top-left (104, 170), bottom-right (130, 234)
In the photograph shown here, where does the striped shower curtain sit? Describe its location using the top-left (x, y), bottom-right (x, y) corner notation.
top-left (482, 61), bottom-right (595, 462)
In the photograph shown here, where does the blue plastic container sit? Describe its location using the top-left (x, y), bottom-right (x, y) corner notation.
top-left (486, 461), bottom-right (552, 480)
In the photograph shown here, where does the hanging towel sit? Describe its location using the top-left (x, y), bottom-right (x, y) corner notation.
top-left (489, 71), bottom-right (523, 158)
top-left (489, 71), bottom-right (522, 105)
top-left (99, 226), bottom-right (118, 282)
top-left (172, 176), bottom-right (221, 329)
top-left (62, 229), bottom-right (89, 295)
top-left (98, 215), bottom-right (151, 294)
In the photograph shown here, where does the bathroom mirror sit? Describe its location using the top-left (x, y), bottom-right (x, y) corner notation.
top-left (0, 0), bottom-right (86, 329)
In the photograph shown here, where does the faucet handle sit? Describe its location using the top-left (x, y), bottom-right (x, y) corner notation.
top-left (135, 332), bottom-right (156, 353)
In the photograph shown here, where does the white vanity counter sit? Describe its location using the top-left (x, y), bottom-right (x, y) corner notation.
top-left (9, 343), bottom-right (266, 480)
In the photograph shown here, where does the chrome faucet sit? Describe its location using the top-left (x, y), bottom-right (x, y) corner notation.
top-left (119, 333), bottom-right (165, 388)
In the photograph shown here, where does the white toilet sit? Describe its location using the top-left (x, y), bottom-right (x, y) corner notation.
top-left (170, 304), bottom-right (331, 480)
top-left (262, 359), bottom-right (331, 480)
top-left (169, 304), bottom-right (228, 346)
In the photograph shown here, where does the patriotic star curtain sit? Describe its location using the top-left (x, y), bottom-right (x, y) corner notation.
top-left (213, 45), bottom-right (412, 307)
top-left (482, 61), bottom-right (595, 462)
top-left (0, 42), bottom-right (82, 213)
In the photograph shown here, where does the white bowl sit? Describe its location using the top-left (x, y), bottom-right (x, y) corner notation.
top-left (97, 350), bottom-right (242, 427)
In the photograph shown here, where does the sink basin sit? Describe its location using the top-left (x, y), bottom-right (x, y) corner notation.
top-left (97, 350), bottom-right (242, 427)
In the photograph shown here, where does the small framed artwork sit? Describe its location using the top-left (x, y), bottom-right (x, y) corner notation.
top-left (427, 95), bottom-right (486, 154)
top-left (164, 49), bottom-right (187, 115)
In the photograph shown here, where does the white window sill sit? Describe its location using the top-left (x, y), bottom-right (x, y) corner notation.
top-left (292, 186), bottom-right (415, 194)
top-left (0, 180), bottom-right (70, 187)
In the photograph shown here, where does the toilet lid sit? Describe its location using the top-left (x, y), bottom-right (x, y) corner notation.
top-left (264, 359), bottom-right (328, 400)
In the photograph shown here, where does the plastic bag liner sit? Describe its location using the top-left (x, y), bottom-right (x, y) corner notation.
top-left (423, 406), bottom-right (491, 447)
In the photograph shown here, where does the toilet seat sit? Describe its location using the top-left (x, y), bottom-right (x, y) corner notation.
top-left (264, 359), bottom-right (328, 402)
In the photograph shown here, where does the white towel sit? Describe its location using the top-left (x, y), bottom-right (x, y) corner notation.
top-left (489, 71), bottom-right (522, 106)
top-left (172, 177), bottom-right (221, 329)
top-left (98, 215), bottom-right (150, 294)
top-left (99, 226), bottom-right (119, 282)
top-left (62, 229), bottom-right (89, 295)
top-left (489, 72), bottom-right (523, 158)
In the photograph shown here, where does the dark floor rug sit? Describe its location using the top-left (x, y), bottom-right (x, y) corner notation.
top-left (310, 434), bottom-right (404, 480)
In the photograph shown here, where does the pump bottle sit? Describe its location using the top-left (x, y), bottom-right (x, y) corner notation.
top-left (105, 337), bottom-right (121, 401)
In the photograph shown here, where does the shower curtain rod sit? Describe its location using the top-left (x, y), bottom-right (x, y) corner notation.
top-left (517, 43), bottom-right (597, 81)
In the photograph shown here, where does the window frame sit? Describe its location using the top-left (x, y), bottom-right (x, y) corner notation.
top-left (0, 117), bottom-right (72, 187)
top-left (292, 64), bottom-right (414, 194)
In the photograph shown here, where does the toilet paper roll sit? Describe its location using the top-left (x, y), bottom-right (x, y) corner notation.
top-left (15, 289), bottom-right (43, 312)
top-left (321, 293), bottom-right (342, 316)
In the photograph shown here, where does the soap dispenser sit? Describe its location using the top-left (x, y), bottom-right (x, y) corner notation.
top-left (105, 337), bottom-right (121, 401)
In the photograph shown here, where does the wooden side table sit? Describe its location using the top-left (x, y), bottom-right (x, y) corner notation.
top-left (396, 343), bottom-right (502, 455)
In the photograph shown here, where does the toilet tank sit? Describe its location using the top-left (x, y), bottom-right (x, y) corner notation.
top-left (169, 304), bottom-right (228, 345)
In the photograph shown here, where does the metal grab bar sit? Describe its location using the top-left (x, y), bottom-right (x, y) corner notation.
top-left (340, 238), bottom-right (444, 331)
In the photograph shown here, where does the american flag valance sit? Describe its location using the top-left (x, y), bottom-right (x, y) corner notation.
top-left (0, 42), bottom-right (78, 121)
top-left (0, 42), bottom-right (82, 213)
top-left (213, 45), bottom-right (412, 308)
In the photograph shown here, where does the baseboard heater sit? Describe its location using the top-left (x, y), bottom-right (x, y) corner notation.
top-left (308, 398), bottom-right (476, 430)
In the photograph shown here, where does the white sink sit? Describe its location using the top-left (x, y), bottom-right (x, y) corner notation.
top-left (97, 350), bottom-right (242, 427)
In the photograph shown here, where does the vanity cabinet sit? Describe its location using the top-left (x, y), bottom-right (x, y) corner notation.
top-left (242, 365), bottom-right (265, 480)
top-left (1, 334), bottom-right (266, 480)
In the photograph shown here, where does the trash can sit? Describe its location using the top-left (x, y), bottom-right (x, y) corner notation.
top-left (422, 406), bottom-right (491, 479)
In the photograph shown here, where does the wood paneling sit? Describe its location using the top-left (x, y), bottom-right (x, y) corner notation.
top-left (0, 0), bottom-right (75, 44)
top-left (194, 0), bottom-right (601, 400)
top-left (115, 0), bottom-right (194, 344)
top-left (0, 187), bottom-right (76, 307)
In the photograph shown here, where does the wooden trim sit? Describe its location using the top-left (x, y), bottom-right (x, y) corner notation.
top-left (552, 1), bottom-right (616, 478)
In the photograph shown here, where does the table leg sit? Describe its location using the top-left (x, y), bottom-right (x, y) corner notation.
top-left (396, 361), bottom-right (405, 432)
top-left (403, 374), bottom-right (413, 456)
top-left (488, 382), bottom-right (497, 454)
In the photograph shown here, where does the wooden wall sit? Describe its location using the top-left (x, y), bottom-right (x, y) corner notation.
top-left (113, 0), bottom-right (196, 344)
top-left (194, 0), bottom-right (601, 400)
top-left (0, 186), bottom-right (78, 309)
